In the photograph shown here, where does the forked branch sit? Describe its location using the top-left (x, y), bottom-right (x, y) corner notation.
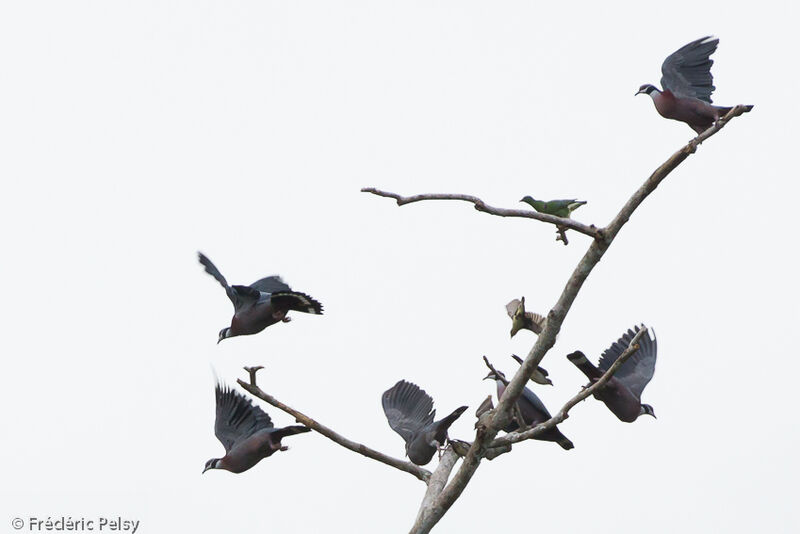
top-left (406, 105), bottom-right (752, 534)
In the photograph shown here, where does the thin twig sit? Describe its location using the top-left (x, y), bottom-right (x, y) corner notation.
top-left (238, 366), bottom-right (431, 483)
top-left (408, 105), bottom-right (752, 534)
top-left (360, 188), bottom-right (601, 240)
top-left (490, 327), bottom-right (646, 447)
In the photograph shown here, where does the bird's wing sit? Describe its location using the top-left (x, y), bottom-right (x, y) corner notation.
top-left (519, 386), bottom-right (552, 420)
top-left (214, 383), bottom-right (274, 453)
top-left (660, 36), bottom-right (718, 103)
top-left (198, 253), bottom-right (260, 311)
top-left (250, 275), bottom-right (291, 294)
top-left (506, 299), bottom-right (522, 318)
top-left (597, 325), bottom-right (657, 400)
top-left (382, 380), bottom-right (435, 444)
top-left (198, 252), bottom-right (237, 303)
top-left (510, 354), bottom-right (548, 377)
top-left (525, 312), bottom-right (546, 334)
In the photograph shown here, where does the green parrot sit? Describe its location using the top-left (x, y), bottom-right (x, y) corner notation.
top-left (520, 196), bottom-right (587, 218)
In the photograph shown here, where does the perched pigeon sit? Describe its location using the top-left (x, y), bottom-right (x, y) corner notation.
top-left (567, 324), bottom-right (657, 422)
top-left (485, 369), bottom-right (573, 450)
top-left (382, 380), bottom-right (468, 466)
top-left (520, 197), bottom-right (587, 218)
top-left (636, 36), bottom-right (753, 133)
top-left (198, 252), bottom-right (323, 343)
top-left (203, 383), bottom-right (310, 474)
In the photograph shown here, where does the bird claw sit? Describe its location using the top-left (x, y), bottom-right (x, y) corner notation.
top-left (555, 225), bottom-right (569, 246)
top-left (281, 316), bottom-right (292, 323)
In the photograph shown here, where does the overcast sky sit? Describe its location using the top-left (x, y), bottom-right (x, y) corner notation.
top-left (2, 1), bottom-right (798, 533)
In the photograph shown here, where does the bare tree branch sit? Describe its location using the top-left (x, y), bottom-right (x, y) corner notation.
top-left (360, 188), bottom-right (601, 240)
top-left (410, 448), bottom-right (459, 531)
top-left (237, 366), bottom-right (431, 483)
top-left (406, 105), bottom-right (752, 534)
top-left (489, 327), bottom-right (646, 447)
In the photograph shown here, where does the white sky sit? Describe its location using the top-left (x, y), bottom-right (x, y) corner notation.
top-left (2, 1), bottom-right (798, 533)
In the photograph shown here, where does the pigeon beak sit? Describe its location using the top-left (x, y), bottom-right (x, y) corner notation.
top-left (482, 372), bottom-right (494, 381)
top-left (635, 89), bottom-right (645, 96)
top-left (202, 466), bottom-right (210, 474)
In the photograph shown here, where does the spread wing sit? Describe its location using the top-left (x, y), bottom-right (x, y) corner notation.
top-left (525, 312), bottom-right (546, 334)
top-left (198, 252), bottom-right (259, 311)
top-left (661, 36), bottom-right (718, 103)
top-left (250, 275), bottom-right (291, 294)
top-left (506, 299), bottom-right (522, 318)
top-left (597, 325), bottom-right (657, 400)
top-left (381, 380), bottom-right (435, 444)
top-left (214, 383), bottom-right (274, 453)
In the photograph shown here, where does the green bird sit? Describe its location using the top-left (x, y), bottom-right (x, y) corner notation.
top-left (520, 196), bottom-right (587, 218)
top-left (506, 297), bottom-right (546, 338)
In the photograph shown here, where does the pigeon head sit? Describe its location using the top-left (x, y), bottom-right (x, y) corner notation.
top-left (519, 195), bottom-right (536, 204)
top-left (217, 327), bottom-right (232, 344)
top-left (640, 404), bottom-right (656, 419)
top-left (635, 84), bottom-right (659, 97)
top-left (202, 458), bottom-right (221, 473)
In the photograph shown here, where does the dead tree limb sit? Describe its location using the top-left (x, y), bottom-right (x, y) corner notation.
top-left (237, 366), bottom-right (431, 483)
top-left (360, 188), bottom-right (601, 240)
top-left (406, 105), bottom-right (752, 534)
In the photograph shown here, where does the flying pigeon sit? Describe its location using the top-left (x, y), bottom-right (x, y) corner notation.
top-left (203, 383), bottom-right (310, 474)
top-left (198, 252), bottom-right (323, 343)
top-left (505, 297), bottom-right (548, 338)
